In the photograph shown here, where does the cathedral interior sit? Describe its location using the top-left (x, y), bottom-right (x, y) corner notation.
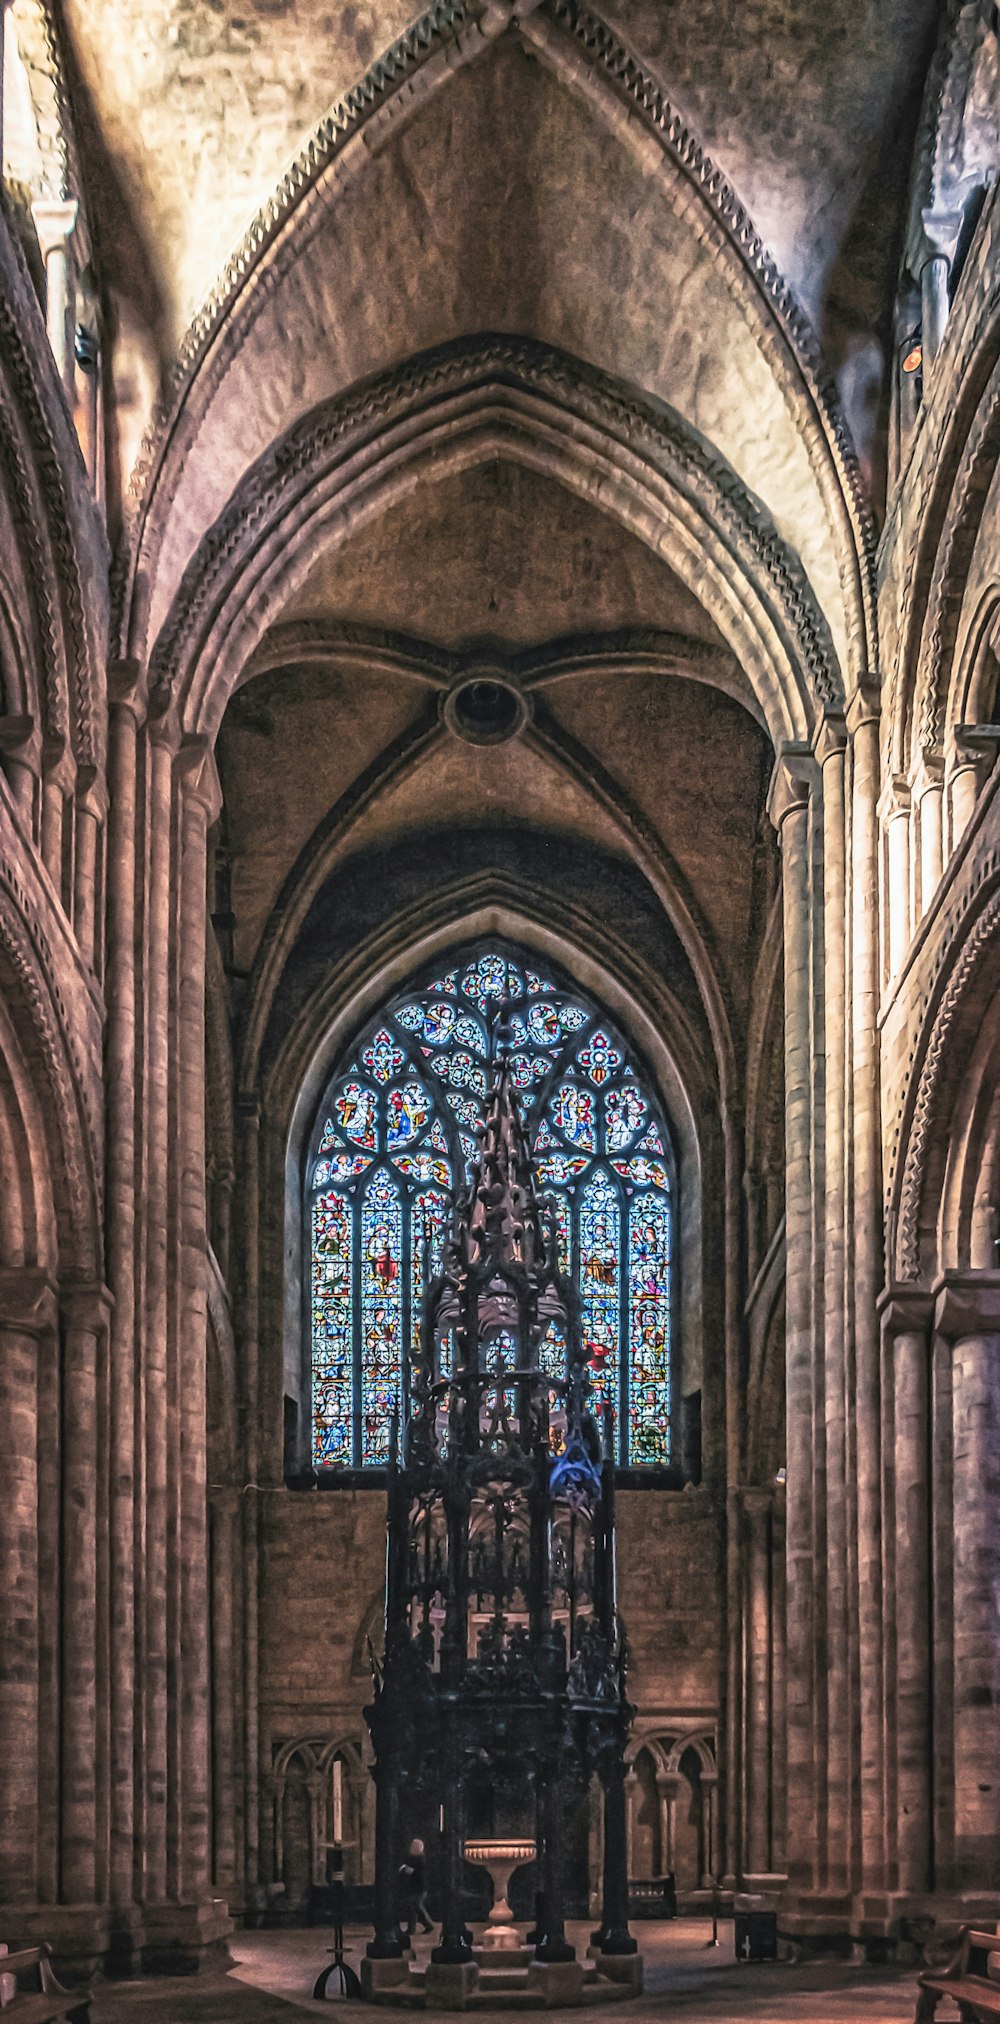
top-left (1, 0), bottom-right (1000, 2013)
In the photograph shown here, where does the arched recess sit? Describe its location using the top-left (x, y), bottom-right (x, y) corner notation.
top-left (274, 896), bottom-right (711, 1432)
top-left (118, 1), bottom-right (872, 683)
top-left (890, 879), bottom-right (1000, 1285)
top-left (0, 204), bottom-right (106, 779)
top-left (148, 337), bottom-right (837, 753)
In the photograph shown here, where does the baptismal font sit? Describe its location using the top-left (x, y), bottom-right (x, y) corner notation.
top-left (361, 1037), bottom-right (641, 2006)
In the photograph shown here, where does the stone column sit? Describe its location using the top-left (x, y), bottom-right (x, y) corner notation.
top-left (767, 747), bottom-right (819, 1894)
top-left (72, 766), bottom-right (105, 973)
top-left (769, 1492), bottom-right (787, 1877)
top-left (948, 730), bottom-right (983, 848)
top-left (883, 780), bottom-right (912, 979)
top-left (30, 200), bottom-right (78, 397)
top-left (142, 702), bottom-right (179, 1908)
top-left (880, 1289), bottom-right (933, 1897)
top-left (40, 736), bottom-right (74, 902)
top-left (103, 664), bottom-right (144, 1948)
top-left (920, 256), bottom-right (950, 366)
top-left (0, 1271), bottom-right (54, 1906)
top-left (175, 735), bottom-right (222, 1907)
top-left (743, 1491), bottom-right (773, 1879)
top-left (210, 1490), bottom-right (239, 1902)
top-left (59, 1283), bottom-right (112, 1906)
top-left (935, 1273), bottom-right (1000, 1890)
top-left (846, 680), bottom-right (886, 1890)
top-left (915, 755), bottom-right (945, 918)
top-left (817, 715), bottom-right (850, 1892)
top-left (701, 1770), bottom-right (720, 1886)
top-left (236, 1093), bottom-right (262, 1894)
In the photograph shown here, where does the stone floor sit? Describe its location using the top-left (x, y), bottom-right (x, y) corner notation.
top-left (91, 1920), bottom-right (926, 2021)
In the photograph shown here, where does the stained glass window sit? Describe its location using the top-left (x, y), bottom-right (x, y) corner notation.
top-left (308, 944), bottom-right (674, 1468)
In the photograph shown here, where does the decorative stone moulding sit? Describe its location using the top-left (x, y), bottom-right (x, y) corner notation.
top-left (442, 670), bottom-right (532, 745)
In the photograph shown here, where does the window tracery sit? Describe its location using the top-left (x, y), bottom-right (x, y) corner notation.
top-left (308, 946), bottom-right (674, 1470)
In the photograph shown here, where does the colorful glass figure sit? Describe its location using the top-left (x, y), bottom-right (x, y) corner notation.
top-left (628, 1193), bottom-right (671, 1465)
top-left (580, 1170), bottom-right (621, 1436)
top-left (308, 944), bottom-right (674, 1467)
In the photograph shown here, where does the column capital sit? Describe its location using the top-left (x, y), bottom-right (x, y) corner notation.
top-left (0, 714), bottom-right (41, 767)
top-left (75, 760), bottom-right (108, 823)
top-left (147, 684), bottom-right (182, 755)
top-left (845, 677), bottom-right (880, 735)
top-left (913, 749), bottom-right (945, 795)
top-left (877, 774), bottom-right (912, 824)
top-left (766, 742), bottom-right (815, 831)
top-left (42, 733), bottom-right (76, 793)
top-left (877, 1283), bottom-right (933, 1335)
top-left (933, 1268), bottom-right (1000, 1341)
top-left (177, 733), bottom-right (223, 824)
top-left (951, 722), bottom-right (1000, 767)
top-left (812, 712), bottom-right (847, 767)
top-left (108, 657), bottom-right (149, 722)
top-left (30, 197), bottom-right (79, 260)
top-left (0, 1267), bottom-right (59, 1335)
top-left (59, 1279), bottom-right (114, 1334)
top-left (919, 206), bottom-right (964, 266)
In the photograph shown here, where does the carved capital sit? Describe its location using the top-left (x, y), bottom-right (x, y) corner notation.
top-left (0, 714), bottom-right (41, 767)
top-left (845, 677), bottom-right (880, 736)
top-left (877, 1283), bottom-right (934, 1336)
top-left (177, 733), bottom-right (223, 824)
top-left (766, 743), bottom-right (815, 832)
top-left (933, 1269), bottom-right (1000, 1342)
top-left (30, 198), bottom-right (79, 261)
top-left (108, 657), bottom-right (149, 723)
top-left (60, 1279), bottom-right (114, 1337)
top-left (812, 712), bottom-right (847, 768)
top-left (0, 1268), bottom-right (59, 1337)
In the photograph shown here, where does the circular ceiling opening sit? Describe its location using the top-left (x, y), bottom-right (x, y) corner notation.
top-left (443, 673), bottom-right (531, 746)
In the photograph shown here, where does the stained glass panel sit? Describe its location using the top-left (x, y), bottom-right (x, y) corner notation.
top-left (411, 1188), bottom-right (449, 1367)
top-left (360, 1173), bottom-right (403, 1465)
top-left (628, 1193), bottom-right (671, 1465)
top-left (362, 1029), bottom-right (405, 1083)
top-left (580, 1170), bottom-right (621, 1437)
top-left (312, 1193), bottom-right (353, 1467)
top-left (309, 943), bottom-right (674, 1468)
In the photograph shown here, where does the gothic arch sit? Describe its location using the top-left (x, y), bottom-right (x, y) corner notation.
top-left (0, 214), bottom-right (107, 773)
top-left (889, 874), bottom-right (1000, 1282)
top-left (234, 654), bottom-right (738, 1116)
top-left (117, 1), bottom-right (871, 686)
top-left (0, 868), bottom-right (102, 1277)
top-left (147, 336), bottom-right (837, 751)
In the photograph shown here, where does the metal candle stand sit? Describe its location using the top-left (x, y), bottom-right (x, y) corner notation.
top-left (362, 1032), bottom-right (640, 1987)
top-left (313, 1847), bottom-right (363, 2000)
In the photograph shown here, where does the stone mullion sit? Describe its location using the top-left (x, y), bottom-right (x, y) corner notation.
top-left (768, 750), bottom-right (820, 1896)
top-left (175, 737), bottom-right (220, 1904)
top-left (0, 1272), bottom-right (53, 1907)
top-left (846, 682), bottom-right (886, 1893)
top-left (143, 708), bottom-right (179, 1907)
top-left (817, 721), bottom-right (851, 1894)
top-left (59, 1285), bottom-right (112, 1906)
top-left (104, 666), bottom-right (145, 1942)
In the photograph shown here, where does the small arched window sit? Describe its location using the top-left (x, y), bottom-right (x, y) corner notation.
top-left (307, 945), bottom-right (675, 1471)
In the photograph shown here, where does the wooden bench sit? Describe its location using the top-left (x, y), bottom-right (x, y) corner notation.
top-left (915, 1926), bottom-right (1000, 2023)
top-left (0, 1945), bottom-right (91, 2023)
